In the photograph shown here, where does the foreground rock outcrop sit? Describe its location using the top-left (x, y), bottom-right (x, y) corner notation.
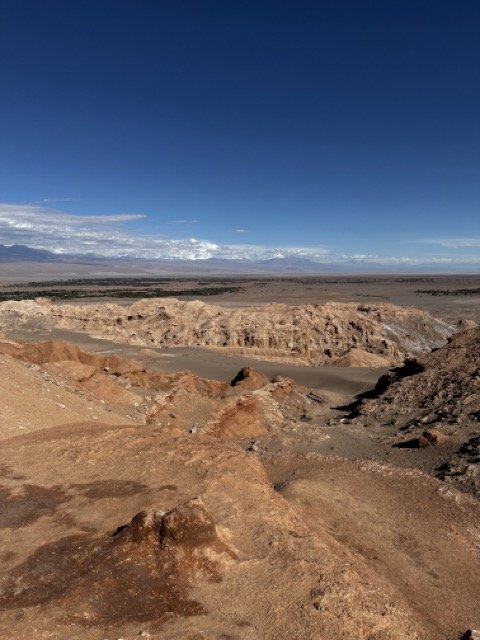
top-left (0, 497), bottom-right (236, 626)
top-left (0, 297), bottom-right (455, 365)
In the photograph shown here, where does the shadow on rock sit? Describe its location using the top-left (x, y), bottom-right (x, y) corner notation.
top-left (0, 484), bottom-right (68, 528)
top-left (338, 358), bottom-right (425, 417)
top-left (0, 497), bottom-right (235, 625)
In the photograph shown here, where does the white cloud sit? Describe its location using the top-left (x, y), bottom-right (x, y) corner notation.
top-left (416, 237), bottom-right (480, 248)
top-left (0, 202), bottom-right (332, 261)
top-left (0, 202), bottom-right (148, 256)
top-left (34, 197), bottom-right (79, 204)
top-left (0, 202), bottom-right (479, 266)
top-left (341, 253), bottom-right (480, 265)
top-left (235, 228), bottom-right (248, 233)
top-left (0, 203), bottom-right (144, 226)
top-left (170, 218), bottom-right (198, 224)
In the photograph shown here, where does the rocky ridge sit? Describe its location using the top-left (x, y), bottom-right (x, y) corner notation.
top-left (0, 297), bottom-right (456, 366)
top-left (0, 337), bottom-right (325, 450)
top-left (344, 327), bottom-right (480, 495)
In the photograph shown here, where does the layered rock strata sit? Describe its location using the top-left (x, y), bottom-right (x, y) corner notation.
top-left (0, 297), bottom-right (456, 366)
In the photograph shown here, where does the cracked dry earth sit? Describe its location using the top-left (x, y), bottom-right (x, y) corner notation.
top-left (0, 333), bottom-right (479, 639)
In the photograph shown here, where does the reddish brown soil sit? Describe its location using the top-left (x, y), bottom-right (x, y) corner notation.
top-left (0, 333), bottom-right (479, 639)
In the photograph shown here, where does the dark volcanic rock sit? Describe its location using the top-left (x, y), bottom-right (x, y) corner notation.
top-left (348, 327), bottom-right (480, 496)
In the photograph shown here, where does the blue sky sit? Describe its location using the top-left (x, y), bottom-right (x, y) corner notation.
top-left (0, 0), bottom-right (479, 266)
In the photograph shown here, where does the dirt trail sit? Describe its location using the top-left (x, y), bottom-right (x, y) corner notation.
top-left (268, 454), bottom-right (480, 640)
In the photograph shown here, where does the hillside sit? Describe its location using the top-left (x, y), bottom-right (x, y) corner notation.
top-left (0, 335), bottom-right (479, 638)
top-left (344, 327), bottom-right (480, 496)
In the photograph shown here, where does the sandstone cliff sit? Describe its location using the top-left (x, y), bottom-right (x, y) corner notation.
top-left (0, 297), bottom-right (455, 366)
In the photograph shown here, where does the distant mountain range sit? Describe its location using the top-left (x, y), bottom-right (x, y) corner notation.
top-left (0, 243), bottom-right (477, 274)
top-left (0, 244), bottom-right (63, 261)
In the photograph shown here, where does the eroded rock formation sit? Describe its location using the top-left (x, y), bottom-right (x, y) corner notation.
top-left (0, 297), bottom-right (456, 365)
top-left (345, 327), bottom-right (480, 495)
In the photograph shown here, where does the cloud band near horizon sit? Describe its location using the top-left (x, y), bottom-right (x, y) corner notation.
top-left (0, 202), bottom-right (479, 266)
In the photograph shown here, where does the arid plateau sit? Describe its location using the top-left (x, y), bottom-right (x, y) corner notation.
top-left (0, 277), bottom-right (479, 640)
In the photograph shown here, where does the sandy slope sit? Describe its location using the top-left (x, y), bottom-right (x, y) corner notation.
top-left (268, 454), bottom-right (480, 640)
top-left (0, 353), bottom-right (133, 440)
top-left (0, 338), bottom-right (479, 638)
